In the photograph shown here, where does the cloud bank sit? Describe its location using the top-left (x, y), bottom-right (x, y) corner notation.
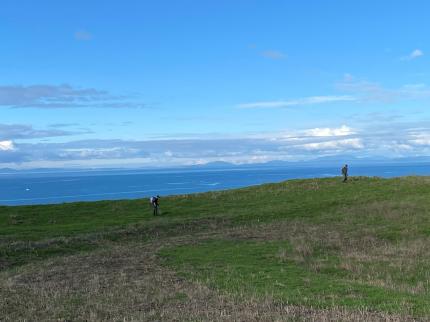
top-left (4, 124), bottom-right (430, 169)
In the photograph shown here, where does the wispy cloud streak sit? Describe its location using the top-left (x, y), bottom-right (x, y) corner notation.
top-left (0, 123), bottom-right (89, 140)
top-left (237, 95), bottom-right (356, 109)
top-left (0, 84), bottom-right (146, 109)
top-left (337, 75), bottom-right (430, 103)
top-left (260, 50), bottom-right (286, 60)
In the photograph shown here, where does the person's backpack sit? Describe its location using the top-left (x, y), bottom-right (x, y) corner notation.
top-left (150, 196), bottom-right (159, 204)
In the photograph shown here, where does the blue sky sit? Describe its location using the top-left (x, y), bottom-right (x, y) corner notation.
top-left (1, 0), bottom-right (430, 168)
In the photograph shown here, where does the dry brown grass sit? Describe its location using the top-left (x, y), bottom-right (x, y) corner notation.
top-left (338, 200), bottom-right (427, 223)
top-left (206, 220), bottom-right (430, 297)
top-left (0, 223), bottom-right (420, 321)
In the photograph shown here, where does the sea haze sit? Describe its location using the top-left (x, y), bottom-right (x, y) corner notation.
top-left (1, 163), bottom-right (430, 206)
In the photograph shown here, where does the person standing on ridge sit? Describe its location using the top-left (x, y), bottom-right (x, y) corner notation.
top-left (150, 195), bottom-right (160, 216)
top-left (341, 164), bottom-right (348, 182)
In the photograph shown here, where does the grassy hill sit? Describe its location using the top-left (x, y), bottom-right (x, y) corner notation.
top-left (1, 176), bottom-right (430, 320)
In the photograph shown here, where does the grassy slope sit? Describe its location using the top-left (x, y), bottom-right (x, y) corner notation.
top-left (1, 176), bottom-right (430, 319)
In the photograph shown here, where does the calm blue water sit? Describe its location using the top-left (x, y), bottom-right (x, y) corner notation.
top-left (1, 164), bottom-right (430, 206)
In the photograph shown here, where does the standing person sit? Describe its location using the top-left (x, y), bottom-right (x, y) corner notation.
top-left (150, 195), bottom-right (160, 216)
top-left (341, 164), bottom-right (348, 182)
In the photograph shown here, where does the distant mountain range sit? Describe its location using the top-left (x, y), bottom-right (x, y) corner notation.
top-left (190, 156), bottom-right (430, 169)
top-left (2, 156), bottom-right (430, 174)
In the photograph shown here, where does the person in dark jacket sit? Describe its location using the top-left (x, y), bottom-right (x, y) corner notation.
top-left (341, 164), bottom-right (348, 182)
top-left (150, 195), bottom-right (160, 216)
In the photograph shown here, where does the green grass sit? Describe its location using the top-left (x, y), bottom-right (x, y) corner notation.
top-left (160, 239), bottom-right (429, 315)
top-left (2, 176), bottom-right (430, 318)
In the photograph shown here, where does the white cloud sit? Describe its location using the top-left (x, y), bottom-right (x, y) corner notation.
top-left (410, 49), bottom-right (423, 59)
top-left (304, 125), bottom-right (355, 137)
top-left (302, 138), bottom-right (364, 150)
top-left (58, 147), bottom-right (144, 159)
top-left (391, 143), bottom-right (413, 151)
top-left (401, 49), bottom-right (424, 61)
top-left (164, 150), bottom-right (173, 157)
top-left (409, 133), bottom-right (430, 146)
top-left (238, 95), bottom-right (356, 109)
top-left (0, 140), bottom-right (14, 151)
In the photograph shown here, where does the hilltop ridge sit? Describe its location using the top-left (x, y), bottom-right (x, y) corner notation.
top-left (1, 176), bottom-right (430, 320)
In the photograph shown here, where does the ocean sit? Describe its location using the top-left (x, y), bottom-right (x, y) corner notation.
top-left (1, 163), bottom-right (430, 206)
